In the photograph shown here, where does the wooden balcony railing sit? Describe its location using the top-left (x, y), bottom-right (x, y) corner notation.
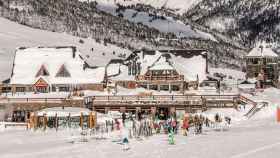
top-left (136, 75), bottom-right (184, 81)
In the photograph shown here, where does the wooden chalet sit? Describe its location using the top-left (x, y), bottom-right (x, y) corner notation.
top-left (107, 49), bottom-right (209, 92)
top-left (3, 46), bottom-right (105, 94)
top-left (245, 44), bottom-right (279, 88)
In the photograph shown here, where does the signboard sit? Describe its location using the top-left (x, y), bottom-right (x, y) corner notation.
top-left (34, 78), bottom-right (48, 87)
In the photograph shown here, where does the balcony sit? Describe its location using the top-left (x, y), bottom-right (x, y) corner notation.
top-left (136, 75), bottom-right (184, 81)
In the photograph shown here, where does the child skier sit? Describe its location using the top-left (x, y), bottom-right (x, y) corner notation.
top-left (168, 126), bottom-right (175, 145)
top-left (122, 137), bottom-right (130, 151)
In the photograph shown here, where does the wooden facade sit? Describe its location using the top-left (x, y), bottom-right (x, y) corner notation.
top-left (245, 56), bottom-right (279, 87)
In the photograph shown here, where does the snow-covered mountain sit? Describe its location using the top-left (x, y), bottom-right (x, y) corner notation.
top-left (185, 0), bottom-right (280, 47)
top-left (0, 0), bottom-right (248, 70)
top-left (82, 0), bottom-right (201, 14)
top-left (93, 0), bottom-right (216, 41)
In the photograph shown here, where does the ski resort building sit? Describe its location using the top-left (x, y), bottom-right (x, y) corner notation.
top-left (245, 45), bottom-right (279, 88)
top-left (5, 46), bottom-right (105, 94)
top-left (106, 49), bottom-right (208, 92)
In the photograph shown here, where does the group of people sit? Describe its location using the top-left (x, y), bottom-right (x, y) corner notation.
top-left (95, 111), bottom-right (232, 148)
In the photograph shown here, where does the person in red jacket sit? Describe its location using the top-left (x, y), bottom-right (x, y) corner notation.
top-left (182, 116), bottom-right (189, 136)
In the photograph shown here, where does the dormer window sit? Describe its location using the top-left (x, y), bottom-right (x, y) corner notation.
top-left (35, 65), bottom-right (50, 77)
top-left (56, 64), bottom-right (71, 77)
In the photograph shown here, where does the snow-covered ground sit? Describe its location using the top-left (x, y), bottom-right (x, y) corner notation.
top-left (1, 86), bottom-right (280, 158)
top-left (0, 113), bottom-right (279, 158)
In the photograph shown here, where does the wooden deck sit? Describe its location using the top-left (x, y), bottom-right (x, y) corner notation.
top-left (85, 94), bottom-right (241, 111)
top-left (0, 94), bottom-right (256, 112)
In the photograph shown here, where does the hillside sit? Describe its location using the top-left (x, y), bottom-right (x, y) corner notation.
top-left (0, 17), bottom-right (132, 81)
top-left (185, 0), bottom-right (280, 47)
top-left (82, 0), bottom-right (201, 14)
top-left (0, 0), bottom-right (249, 71)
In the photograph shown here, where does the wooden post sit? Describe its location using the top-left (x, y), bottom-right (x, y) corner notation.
top-left (136, 107), bottom-right (141, 120)
top-left (89, 112), bottom-right (93, 129)
top-left (233, 98), bottom-right (238, 110)
top-left (105, 107), bottom-right (110, 114)
top-left (29, 112), bottom-right (34, 130)
top-left (151, 107), bottom-right (156, 120)
top-left (34, 113), bottom-right (38, 130)
top-left (80, 112), bottom-right (84, 130)
top-left (55, 113), bottom-right (58, 131)
top-left (43, 113), bottom-right (47, 131)
top-left (68, 113), bottom-right (71, 128)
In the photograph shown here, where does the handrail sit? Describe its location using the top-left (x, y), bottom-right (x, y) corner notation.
top-left (89, 94), bottom-right (239, 102)
top-left (6, 98), bottom-right (67, 103)
top-left (239, 95), bottom-right (257, 106)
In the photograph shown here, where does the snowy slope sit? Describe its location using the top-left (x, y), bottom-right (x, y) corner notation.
top-left (83, 0), bottom-right (201, 14)
top-left (84, 0), bottom-right (216, 41)
top-left (0, 18), bottom-right (132, 82)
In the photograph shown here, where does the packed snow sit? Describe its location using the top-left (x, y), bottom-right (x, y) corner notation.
top-left (1, 104), bottom-right (280, 158)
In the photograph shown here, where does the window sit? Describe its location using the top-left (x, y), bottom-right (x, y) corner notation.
top-left (2, 87), bottom-right (11, 93)
top-left (16, 87), bottom-right (25, 92)
top-left (59, 87), bottom-right (70, 92)
top-left (56, 64), bottom-right (71, 77)
top-left (35, 65), bottom-right (50, 77)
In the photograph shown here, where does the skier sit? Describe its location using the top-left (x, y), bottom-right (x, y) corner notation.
top-left (168, 126), bottom-right (175, 145)
top-left (122, 137), bottom-right (130, 151)
top-left (115, 119), bottom-right (120, 131)
top-left (171, 118), bottom-right (177, 133)
top-left (122, 112), bottom-right (126, 127)
top-left (205, 117), bottom-right (210, 127)
top-left (182, 116), bottom-right (189, 136)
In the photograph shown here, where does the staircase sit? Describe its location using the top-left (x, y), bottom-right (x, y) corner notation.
top-left (240, 95), bottom-right (268, 118)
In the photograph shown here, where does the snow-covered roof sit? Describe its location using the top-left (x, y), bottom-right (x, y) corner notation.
top-left (246, 45), bottom-right (278, 58)
top-left (238, 84), bottom-right (255, 89)
top-left (149, 55), bottom-right (175, 71)
top-left (108, 64), bottom-right (135, 81)
top-left (10, 47), bottom-right (105, 85)
top-left (171, 54), bottom-right (207, 81)
top-left (108, 50), bottom-right (207, 82)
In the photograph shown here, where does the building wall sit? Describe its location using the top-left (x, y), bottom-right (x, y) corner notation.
top-left (83, 84), bottom-right (104, 91)
top-left (11, 99), bottom-right (84, 111)
top-left (246, 57), bottom-right (279, 86)
top-left (10, 83), bottom-right (104, 94)
top-left (115, 81), bottom-right (136, 89)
